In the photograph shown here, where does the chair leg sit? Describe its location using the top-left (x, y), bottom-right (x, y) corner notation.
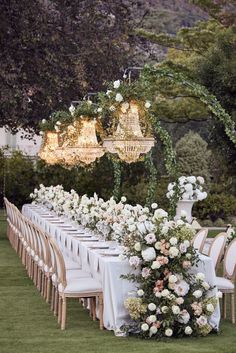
top-left (223, 293), bottom-right (227, 319)
top-left (92, 297), bottom-right (96, 321)
top-left (61, 297), bottom-right (67, 330)
top-left (46, 277), bottom-right (51, 303)
top-left (54, 289), bottom-right (58, 316)
top-left (51, 286), bottom-right (55, 311)
top-left (58, 296), bottom-right (62, 324)
top-left (98, 294), bottom-right (104, 330)
top-left (231, 293), bottom-right (235, 324)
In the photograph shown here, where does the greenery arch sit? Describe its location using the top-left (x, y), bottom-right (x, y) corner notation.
top-left (111, 65), bottom-right (236, 209)
top-left (142, 65), bottom-right (236, 146)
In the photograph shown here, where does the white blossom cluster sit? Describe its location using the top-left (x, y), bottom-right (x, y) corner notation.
top-left (167, 176), bottom-right (207, 201)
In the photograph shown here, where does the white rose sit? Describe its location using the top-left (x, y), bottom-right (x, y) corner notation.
top-left (134, 242), bottom-right (141, 252)
top-left (154, 208), bottom-right (168, 219)
top-left (137, 289), bottom-right (144, 297)
top-left (121, 196), bottom-right (127, 203)
top-left (217, 291), bottom-right (223, 298)
top-left (109, 105), bottom-right (116, 111)
top-left (113, 80), bottom-right (120, 89)
top-left (174, 280), bottom-right (190, 296)
top-left (172, 305), bottom-right (180, 315)
top-left (106, 90), bottom-right (112, 96)
top-left (165, 328), bottom-right (173, 337)
top-left (115, 93), bottom-right (123, 102)
top-left (97, 107), bottom-right (103, 113)
top-left (121, 102), bottom-right (129, 113)
top-left (151, 261), bottom-right (161, 270)
top-left (129, 256), bottom-right (140, 268)
top-left (196, 272), bottom-right (205, 281)
top-left (187, 176), bottom-right (196, 183)
top-left (141, 323), bottom-right (149, 331)
top-left (184, 240), bottom-right (190, 247)
top-left (151, 202), bottom-right (158, 209)
top-left (168, 182), bottom-right (175, 191)
top-left (169, 275), bottom-right (178, 283)
top-left (148, 315), bottom-right (157, 323)
top-left (193, 290), bottom-right (202, 299)
top-left (206, 304), bottom-right (214, 313)
top-left (197, 176), bottom-right (205, 184)
top-left (149, 325), bottom-right (157, 334)
top-left (170, 237), bottom-right (178, 245)
top-left (201, 281), bottom-right (210, 290)
top-left (128, 224), bottom-right (136, 232)
top-left (148, 303), bottom-right (157, 311)
top-left (176, 297), bottom-right (184, 305)
top-left (145, 101), bottom-right (151, 109)
top-left (154, 241), bottom-right (161, 250)
top-left (161, 289), bottom-right (170, 297)
top-left (186, 253), bottom-right (192, 259)
top-left (41, 119), bottom-right (46, 124)
top-left (141, 247), bottom-right (156, 262)
top-left (169, 246), bottom-right (179, 258)
top-left (185, 326), bottom-right (193, 335)
top-left (161, 306), bottom-right (168, 313)
top-left (69, 104), bottom-right (75, 115)
top-left (176, 219), bottom-right (184, 226)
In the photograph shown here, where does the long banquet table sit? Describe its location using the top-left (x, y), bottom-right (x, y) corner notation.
top-left (22, 204), bottom-right (221, 333)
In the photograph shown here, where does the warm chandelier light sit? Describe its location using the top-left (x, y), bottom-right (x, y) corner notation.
top-left (38, 131), bottom-right (62, 165)
top-left (103, 100), bottom-right (155, 163)
top-left (59, 118), bottom-right (105, 166)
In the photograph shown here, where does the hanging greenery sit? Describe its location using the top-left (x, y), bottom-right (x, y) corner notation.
top-left (144, 151), bottom-right (158, 208)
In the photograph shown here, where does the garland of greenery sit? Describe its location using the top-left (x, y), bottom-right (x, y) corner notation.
top-left (142, 65), bottom-right (236, 146)
top-left (144, 151), bottom-right (158, 208)
top-left (108, 155), bottom-right (122, 201)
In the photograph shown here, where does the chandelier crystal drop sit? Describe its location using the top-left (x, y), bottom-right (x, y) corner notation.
top-left (103, 100), bottom-right (155, 163)
top-left (60, 119), bottom-right (105, 166)
top-left (38, 131), bottom-right (62, 165)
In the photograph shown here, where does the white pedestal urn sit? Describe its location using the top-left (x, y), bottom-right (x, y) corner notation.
top-left (175, 199), bottom-right (195, 223)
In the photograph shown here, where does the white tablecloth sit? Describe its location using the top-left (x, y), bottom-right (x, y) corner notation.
top-left (22, 204), bottom-right (220, 332)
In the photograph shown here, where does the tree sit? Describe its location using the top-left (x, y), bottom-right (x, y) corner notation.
top-left (0, 0), bottom-right (132, 132)
top-left (175, 131), bottom-right (211, 181)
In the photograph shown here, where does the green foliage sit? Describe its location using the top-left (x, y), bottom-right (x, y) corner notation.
top-left (1, 151), bottom-right (36, 208)
top-left (194, 193), bottom-right (236, 221)
top-left (175, 131), bottom-right (211, 181)
top-left (0, 0), bottom-right (132, 132)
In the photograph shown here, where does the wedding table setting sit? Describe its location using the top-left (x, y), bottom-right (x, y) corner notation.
top-left (21, 184), bottom-right (221, 337)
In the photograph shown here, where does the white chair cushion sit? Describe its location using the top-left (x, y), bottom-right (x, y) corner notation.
top-left (64, 256), bottom-right (81, 270)
top-left (59, 277), bottom-right (102, 294)
top-left (216, 276), bottom-right (234, 290)
top-left (66, 269), bottom-right (91, 280)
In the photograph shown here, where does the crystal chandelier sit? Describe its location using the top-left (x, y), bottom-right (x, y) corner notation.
top-left (60, 118), bottom-right (105, 166)
top-left (103, 100), bottom-right (155, 163)
top-left (38, 131), bottom-right (62, 165)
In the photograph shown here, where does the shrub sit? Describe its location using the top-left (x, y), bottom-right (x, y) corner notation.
top-left (175, 131), bottom-right (211, 182)
top-left (193, 193), bottom-right (236, 221)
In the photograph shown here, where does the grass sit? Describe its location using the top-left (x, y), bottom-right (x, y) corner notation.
top-left (0, 210), bottom-right (236, 353)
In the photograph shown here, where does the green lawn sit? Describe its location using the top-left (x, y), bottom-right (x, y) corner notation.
top-left (0, 211), bottom-right (235, 353)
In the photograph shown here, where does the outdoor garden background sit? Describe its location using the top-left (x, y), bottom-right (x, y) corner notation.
top-left (0, 1), bottom-right (236, 353)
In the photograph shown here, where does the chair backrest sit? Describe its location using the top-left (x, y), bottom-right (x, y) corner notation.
top-left (192, 228), bottom-right (208, 253)
top-left (208, 232), bottom-right (227, 270)
top-left (224, 238), bottom-right (236, 281)
top-left (48, 237), bottom-right (67, 287)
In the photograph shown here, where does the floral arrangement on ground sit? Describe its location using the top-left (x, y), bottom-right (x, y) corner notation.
top-left (122, 211), bottom-right (219, 338)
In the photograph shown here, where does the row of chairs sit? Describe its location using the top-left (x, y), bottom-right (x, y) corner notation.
top-left (192, 229), bottom-right (236, 323)
top-left (4, 198), bottom-right (104, 330)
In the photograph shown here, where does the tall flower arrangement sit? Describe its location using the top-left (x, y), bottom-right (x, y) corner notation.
top-left (167, 176), bottom-right (207, 202)
top-left (122, 211), bottom-right (219, 338)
